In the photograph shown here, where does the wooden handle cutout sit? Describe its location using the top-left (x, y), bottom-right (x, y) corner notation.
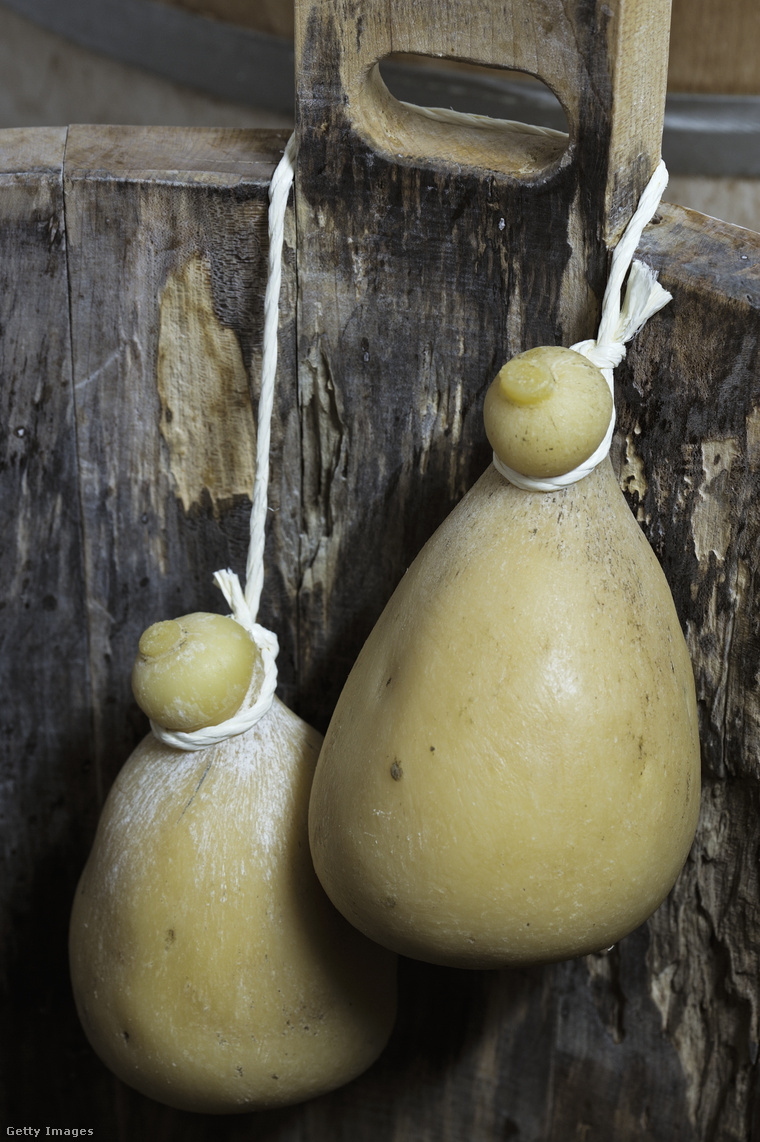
top-left (354, 61), bottom-right (570, 181)
top-left (298, 0), bottom-right (670, 215)
top-left (338, 0), bottom-right (582, 182)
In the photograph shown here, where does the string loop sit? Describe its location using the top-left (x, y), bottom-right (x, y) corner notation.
top-left (493, 160), bottom-right (672, 493)
top-left (151, 132), bottom-right (297, 752)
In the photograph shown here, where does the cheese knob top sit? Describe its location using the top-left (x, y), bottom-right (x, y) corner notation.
top-left (483, 346), bottom-right (613, 479)
top-left (131, 612), bottom-right (260, 732)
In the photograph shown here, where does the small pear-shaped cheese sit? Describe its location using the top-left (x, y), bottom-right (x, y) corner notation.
top-left (70, 617), bottom-right (397, 1113)
top-left (308, 350), bottom-right (700, 969)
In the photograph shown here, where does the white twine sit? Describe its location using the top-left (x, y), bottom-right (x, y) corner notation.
top-left (152, 132), bottom-right (297, 752)
top-left (494, 159), bottom-right (672, 492)
top-left (244, 130), bottom-right (298, 619)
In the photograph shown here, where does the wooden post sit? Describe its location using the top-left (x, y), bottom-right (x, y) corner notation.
top-left (293, 0), bottom-right (671, 725)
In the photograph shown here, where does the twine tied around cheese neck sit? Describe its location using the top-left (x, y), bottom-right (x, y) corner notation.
top-left (493, 160), bottom-right (673, 493)
top-left (151, 132), bottom-right (297, 752)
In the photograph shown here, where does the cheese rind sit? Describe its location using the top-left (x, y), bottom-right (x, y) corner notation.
top-left (131, 612), bottom-right (258, 732)
top-left (70, 698), bottom-right (397, 1112)
top-left (308, 460), bottom-right (701, 968)
top-left (484, 347), bottom-right (613, 478)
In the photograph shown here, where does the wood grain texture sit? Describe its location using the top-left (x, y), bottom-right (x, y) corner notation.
top-left (293, 0), bottom-right (669, 728)
top-left (0, 126), bottom-right (95, 1122)
top-left (617, 203), bottom-right (760, 1141)
top-left (63, 124), bottom-right (299, 792)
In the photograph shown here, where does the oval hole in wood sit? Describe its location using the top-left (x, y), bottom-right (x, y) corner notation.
top-left (351, 53), bottom-right (571, 180)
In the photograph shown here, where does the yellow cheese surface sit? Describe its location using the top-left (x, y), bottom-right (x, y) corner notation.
top-left (309, 459), bottom-right (701, 968)
top-left (70, 697), bottom-right (397, 1112)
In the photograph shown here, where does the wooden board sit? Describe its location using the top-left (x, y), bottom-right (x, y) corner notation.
top-left (293, 0), bottom-right (670, 725)
top-left (616, 205), bottom-right (760, 1141)
top-left (63, 124), bottom-right (300, 781)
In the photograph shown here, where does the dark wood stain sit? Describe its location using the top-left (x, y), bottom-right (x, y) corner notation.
top-left (0, 127), bottom-right (99, 1123)
top-left (293, 1), bottom-right (626, 729)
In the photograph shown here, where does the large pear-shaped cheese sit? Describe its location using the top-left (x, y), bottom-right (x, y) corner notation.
top-left (308, 458), bottom-right (700, 968)
top-left (70, 697), bottom-right (397, 1113)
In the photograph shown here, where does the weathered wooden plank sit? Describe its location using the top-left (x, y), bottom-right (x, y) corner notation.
top-left (668, 0), bottom-right (760, 95)
top-left (64, 125), bottom-right (298, 797)
top-left (0, 126), bottom-right (98, 1121)
top-left (293, 0), bottom-right (671, 728)
top-left (616, 202), bottom-right (760, 1142)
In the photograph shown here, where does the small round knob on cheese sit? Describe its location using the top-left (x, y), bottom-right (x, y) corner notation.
top-left (483, 346), bottom-right (613, 479)
top-left (131, 612), bottom-right (259, 732)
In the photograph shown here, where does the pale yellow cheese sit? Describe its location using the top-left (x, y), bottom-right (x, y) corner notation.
top-left (131, 612), bottom-right (258, 732)
top-left (308, 456), bottom-right (701, 969)
top-left (70, 698), bottom-right (397, 1112)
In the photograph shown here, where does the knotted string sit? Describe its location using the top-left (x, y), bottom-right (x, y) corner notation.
top-left (494, 160), bottom-right (672, 492)
top-left (152, 132), bottom-right (297, 751)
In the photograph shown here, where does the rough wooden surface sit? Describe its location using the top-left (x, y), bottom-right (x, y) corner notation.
top-left (0, 126), bottom-right (94, 1126)
top-left (63, 124), bottom-right (299, 782)
top-left (617, 205), bottom-right (760, 1141)
top-left (293, 0), bottom-right (669, 724)
top-left (2, 112), bottom-right (760, 1142)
